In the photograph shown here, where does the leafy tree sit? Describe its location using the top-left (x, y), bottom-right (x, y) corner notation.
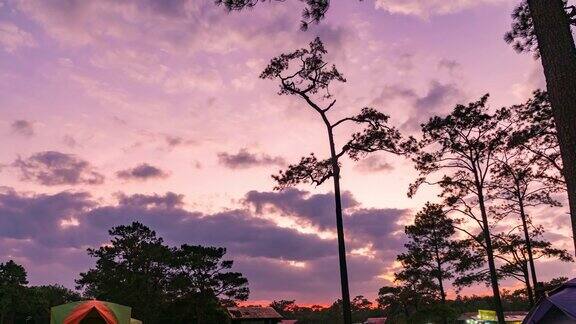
top-left (77, 222), bottom-right (248, 324)
top-left (216, 0), bottom-right (331, 30)
top-left (166, 244), bottom-right (249, 323)
top-left (537, 276), bottom-right (569, 294)
top-left (0, 260), bottom-right (28, 324)
top-left (219, 0), bottom-right (576, 263)
top-left (76, 222), bottom-right (171, 323)
top-left (409, 95), bottom-right (508, 323)
top-left (377, 284), bottom-right (427, 323)
top-left (260, 37), bottom-right (414, 324)
top-left (489, 106), bottom-right (565, 304)
top-left (506, 0), bottom-right (576, 254)
top-left (0, 261), bottom-right (82, 324)
top-left (269, 298), bottom-right (383, 324)
top-left (396, 203), bottom-right (482, 323)
top-left (25, 285), bottom-right (81, 323)
top-left (492, 230), bottom-right (573, 305)
top-left (506, 90), bottom-right (564, 188)
top-left (270, 299), bottom-right (297, 318)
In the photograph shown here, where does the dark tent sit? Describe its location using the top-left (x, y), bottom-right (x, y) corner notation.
top-left (523, 278), bottom-right (576, 323)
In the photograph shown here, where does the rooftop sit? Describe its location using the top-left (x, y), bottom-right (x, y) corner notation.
top-left (227, 306), bottom-right (283, 320)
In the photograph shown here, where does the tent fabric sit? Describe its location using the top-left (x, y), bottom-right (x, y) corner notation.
top-left (63, 300), bottom-right (117, 324)
top-left (51, 301), bottom-right (132, 324)
top-left (523, 278), bottom-right (576, 323)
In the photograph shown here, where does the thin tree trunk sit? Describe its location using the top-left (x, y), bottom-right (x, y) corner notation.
top-left (528, 0), bottom-right (576, 254)
top-left (518, 195), bottom-right (539, 301)
top-left (523, 262), bottom-right (535, 307)
top-left (325, 120), bottom-right (352, 324)
top-left (475, 179), bottom-right (505, 324)
top-left (435, 247), bottom-right (448, 324)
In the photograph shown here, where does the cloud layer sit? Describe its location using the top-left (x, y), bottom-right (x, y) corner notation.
top-left (12, 151), bottom-right (105, 186)
top-left (116, 163), bottom-right (169, 181)
top-left (0, 187), bottom-right (406, 302)
top-left (218, 149), bottom-right (286, 169)
top-left (10, 120), bottom-right (34, 137)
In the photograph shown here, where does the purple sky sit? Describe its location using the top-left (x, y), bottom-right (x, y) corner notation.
top-left (0, 0), bottom-right (574, 305)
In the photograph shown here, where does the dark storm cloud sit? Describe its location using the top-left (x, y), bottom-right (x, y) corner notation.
top-left (116, 163), bottom-right (169, 181)
top-left (218, 149), bottom-right (286, 169)
top-left (13, 151), bottom-right (105, 186)
top-left (10, 120), bottom-right (34, 137)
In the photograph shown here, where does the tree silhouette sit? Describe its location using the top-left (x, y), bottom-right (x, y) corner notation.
top-left (395, 203), bottom-right (483, 324)
top-left (77, 222), bottom-right (248, 324)
top-left (492, 229), bottom-right (572, 306)
top-left (77, 222), bottom-right (171, 323)
top-left (167, 244), bottom-right (249, 322)
top-left (409, 95), bottom-right (509, 323)
top-left (261, 37), bottom-right (414, 324)
top-left (489, 108), bottom-right (564, 303)
top-left (376, 285), bottom-right (418, 321)
top-left (216, 0), bottom-right (331, 30)
top-left (0, 260), bottom-right (29, 324)
top-left (506, 90), bottom-right (564, 188)
top-left (506, 0), bottom-right (576, 254)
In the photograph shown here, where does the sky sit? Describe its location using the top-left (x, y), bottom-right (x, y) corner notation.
top-left (0, 0), bottom-right (574, 305)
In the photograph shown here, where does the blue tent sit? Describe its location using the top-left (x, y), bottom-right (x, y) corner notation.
top-left (523, 278), bottom-right (576, 323)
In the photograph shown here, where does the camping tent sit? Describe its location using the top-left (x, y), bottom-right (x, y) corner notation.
top-left (50, 300), bottom-right (136, 324)
top-left (523, 278), bottom-right (576, 323)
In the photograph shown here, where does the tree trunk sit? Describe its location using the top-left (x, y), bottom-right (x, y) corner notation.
top-left (528, 0), bottom-right (576, 254)
top-left (434, 249), bottom-right (446, 305)
top-left (326, 125), bottom-right (352, 324)
top-left (435, 258), bottom-right (448, 324)
top-left (433, 244), bottom-right (448, 324)
top-left (476, 181), bottom-right (505, 324)
top-left (518, 194), bottom-right (539, 302)
top-left (523, 262), bottom-right (535, 307)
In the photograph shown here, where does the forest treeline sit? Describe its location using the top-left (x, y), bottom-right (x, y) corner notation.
top-left (0, 222), bottom-right (569, 324)
top-left (0, 223), bottom-right (249, 324)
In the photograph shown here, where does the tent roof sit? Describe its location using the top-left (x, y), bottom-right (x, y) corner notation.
top-left (51, 301), bottom-right (132, 324)
top-left (523, 278), bottom-right (576, 324)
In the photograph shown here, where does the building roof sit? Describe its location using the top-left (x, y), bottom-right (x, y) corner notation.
top-left (227, 306), bottom-right (283, 320)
